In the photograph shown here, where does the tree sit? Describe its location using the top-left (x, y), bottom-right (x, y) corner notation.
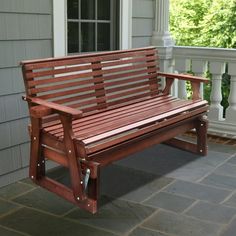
top-left (170, 0), bottom-right (236, 115)
top-left (200, 0), bottom-right (236, 48)
top-left (170, 0), bottom-right (211, 46)
top-left (170, 0), bottom-right (236, 48)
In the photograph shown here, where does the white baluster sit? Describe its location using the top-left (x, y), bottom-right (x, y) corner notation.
top-left (208, 62), bottom-right (225, 121)
top-left (192, 60), bottom-right (208, 99)
top-left (175, 58), bottom-right (190, 99)
top-left (225, 63), bottom-right (236, 123)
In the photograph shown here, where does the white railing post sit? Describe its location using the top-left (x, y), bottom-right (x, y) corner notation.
top-left (175, 58), bottom-right (190, 99)
top-left (191, 60), bottom-right (208, 99)
top-left (208, 62), bottom-right (225, 121)
top-left (226, 63), bottom-right (236, 123)
top-left (151, 0), bottom-right (175, 94)
top-left (173, 46), bottom-right (236, 137)
top-left (151, 0), bottom-right (173, 47)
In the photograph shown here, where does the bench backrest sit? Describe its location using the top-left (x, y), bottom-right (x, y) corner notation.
top-left (21, 47), bottom-right (160, 116)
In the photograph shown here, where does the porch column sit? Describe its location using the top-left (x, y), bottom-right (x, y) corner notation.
top-left (151, 0), bottom-right (174, 47)
top-left (151, 0), bottom-right (175, 93)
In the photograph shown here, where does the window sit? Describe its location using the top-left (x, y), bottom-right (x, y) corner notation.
top-left (67, 0), bottom-right (120, 53)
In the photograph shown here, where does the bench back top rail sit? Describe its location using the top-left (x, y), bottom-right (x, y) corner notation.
top-left (21, 47), bottom-right (160, 117)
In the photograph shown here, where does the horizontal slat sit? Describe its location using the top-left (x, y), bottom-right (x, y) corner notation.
top-left (106, 86), bottom-right (156, 101)
top-left (29, 62), bottom-right (157, 95)
top-left (74, 100), bottom-right (194, 139)
top-left (83, 101), bottom-right (208, 145)
top-left (48, 99), bottom-right (206, 140)
top-left (23, 47), bottom-right (157, 70)
top-left (45, 96), bottom-right (174, 134)
top-left (26, 54), bottom-right (158, 83)
top-left (87, 106), bottom-right (208, 154)
top-left (89, 120), bottom-right (196, 165)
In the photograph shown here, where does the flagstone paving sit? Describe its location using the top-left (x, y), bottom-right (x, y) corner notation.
top-left (0, 142), bottom-right (235, 236)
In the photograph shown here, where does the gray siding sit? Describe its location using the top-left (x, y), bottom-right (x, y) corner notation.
top-left (132, 0), bottom-right (154, 48)
top-left (0, 0), bottom-right (53, 187)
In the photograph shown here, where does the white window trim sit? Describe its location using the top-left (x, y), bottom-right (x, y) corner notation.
top-left (53, 0), bottom-right (132, 57)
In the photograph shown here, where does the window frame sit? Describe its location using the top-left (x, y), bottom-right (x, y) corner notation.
top-left (53, 0), bottom-right (132, 57)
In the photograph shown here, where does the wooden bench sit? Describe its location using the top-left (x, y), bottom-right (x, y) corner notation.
top-left (21, 47), bottom-right (209, 213)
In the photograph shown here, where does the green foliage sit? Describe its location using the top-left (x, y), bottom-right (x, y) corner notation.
top-left (170, 0), bottom-right (235, 115)
top-left (170, 0), bottom-right (211, 46)
top-left (170, 0), bottom-right (236, 48)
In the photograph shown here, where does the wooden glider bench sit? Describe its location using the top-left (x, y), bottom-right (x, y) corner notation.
top-left (21, 47), bottom-right (209, 214)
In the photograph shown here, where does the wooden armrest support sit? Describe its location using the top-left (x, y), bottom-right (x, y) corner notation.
top-left (30, 105), bottom-right (53, 118)
top-left (159, 72), bottom-right (208, 100)
top-left (158, 72), bottom-right (209, 83)
top-left (23, 96), bottom-right (83, 118)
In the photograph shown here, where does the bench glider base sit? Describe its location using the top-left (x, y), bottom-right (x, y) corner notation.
top-left (29, 115), bottom-right (208, 214)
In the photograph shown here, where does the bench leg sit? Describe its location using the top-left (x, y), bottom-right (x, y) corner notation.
top-left (164, 116), bottom-right (208, 156)
top-left (196, 117), bottom-right (208, 155)
top-left (88, 169), bottom-right (100, 201)
top-left (60, 116), bottom-right (86, 202)
top-left (29, 117), bottom-right (45, 181)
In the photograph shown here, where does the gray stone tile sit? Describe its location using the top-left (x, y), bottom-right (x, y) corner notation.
top-left (207, 142), bottom-right (236, 154)
top-left (116, 144), bottom-right (229, 182)
top-left (0, 199), bottom-right (19, 216)
top-left (227, 155), bottom-right (236, 165)
top-left (224, 193), bottom-right (236, 208)
top-left (0, 208), bottom-right (116, 236)
top-left (185, 201), bottom-right (236, 224)
top-left (165, 180), bottom-right (231, 203)
top-left (201, 173), bottom-right (236, 190)
top-left (220, 218), bottom-right (236, 236)
top-left (0, 226), bottom-right (26, 236)
top-left (65, 196), bottom-right (155, 234)
top-left (47, 166), bottom-right (68, 180)
top-left (143, 191), bottom-right (195, 213)
top-left (143, 210), bottom-right (221, 236)
top-left (129, 227), bottom-right (168, 236)
top-left (166, 150), bottom-right (230, 182)
top-left (117, 144), bottom-right (200, 176)
top-left (19, 178), bottom-right (37, 187)
top-left (101, 165), bottom-right (174, 203)
top-left (13, 187), bottom-right (75, 215)
top-left (215, 164), bottom-right (236, 178)
top-left (0, 182), bottom-right (34, 200)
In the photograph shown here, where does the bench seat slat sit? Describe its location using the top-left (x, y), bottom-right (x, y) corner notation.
top-left (43, 99), bottom-right (207, 149)
top-left (44, 96), bottom-right (174, 132)
top-left (71, 100), bottom-right (206, 140)
top-left (45, 96), bottom-right (176, 136)
top-left (82, 100), bottom-right (208, 146)
top-left (86, 105), bottom-right (208, 154)
top-left (71, 100), bottom-right (187, 139)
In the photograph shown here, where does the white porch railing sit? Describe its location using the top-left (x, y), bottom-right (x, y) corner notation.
top-left (173, 46), bottom-right (236, 138)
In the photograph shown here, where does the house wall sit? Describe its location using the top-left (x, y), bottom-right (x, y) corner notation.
top-left (0, 0), bottom-right (155, 187)
top-left (132, 0), bottom-right (154, 48)
top-left (0, 0), bottom-right (53, 187)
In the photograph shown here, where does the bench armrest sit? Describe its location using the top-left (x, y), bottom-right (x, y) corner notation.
top-left (159, 72), bottom-right (208, 100)
top-left (158, 72), bottom-right (209, 83)
top-left (23, 96), bottom-right (83, 119)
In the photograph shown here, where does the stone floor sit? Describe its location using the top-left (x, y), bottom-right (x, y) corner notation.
top-left (0, 141), bottom-right (236, 236)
